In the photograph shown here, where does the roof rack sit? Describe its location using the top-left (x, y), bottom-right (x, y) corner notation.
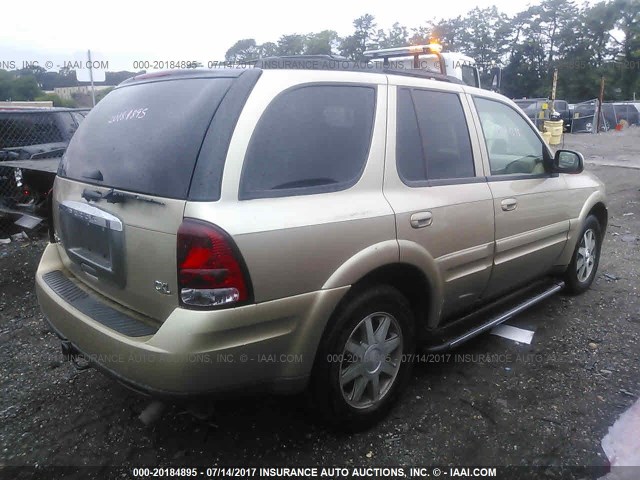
top-left (254, 55), bottom-right (462, 84)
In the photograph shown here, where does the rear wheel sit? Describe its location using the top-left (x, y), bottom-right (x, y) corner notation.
top-left (564, 215), bottom-right (602, 294)
top-left (311, 285), bottom-right (415, 431)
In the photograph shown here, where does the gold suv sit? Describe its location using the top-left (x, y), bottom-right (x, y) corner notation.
top-left (35, 60), bottom-right (607, 430)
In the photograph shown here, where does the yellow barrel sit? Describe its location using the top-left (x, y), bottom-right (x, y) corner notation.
top-left (541, 131), bottom-right (552, 144)
top-left (544, 120), bottom-right (563, 145)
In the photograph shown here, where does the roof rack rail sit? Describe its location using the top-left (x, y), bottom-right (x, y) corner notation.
top-left (254, 55), bottom-right (462, 84)
top-left (384, 69), bottom-right (462, 84)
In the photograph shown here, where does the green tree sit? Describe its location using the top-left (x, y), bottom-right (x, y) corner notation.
top-left (17, 65), bottom-right (47, 87)
top-left (0, 69), bottom-right (13, 100)
top-left (376, 22), bottom-right (409, 48)
top-left (409, 25), bottom-right (432, 45)
top-left (611, 0), bottom-right (640, 98)
top-left (555, 2), bottom-right (618, 101)
top-left (277, 34), bottom-right (306, 55)
top-left (225, 39), bottom-right (259, 62)
top-left (304, 30), bottom-right (339, 55)
top-left (257, 42), bottom-right (279, 57)
top-left (500, 8), bottom-right (549, 98)
top-left (430, 17), bottom-right (465, 51)
top-left (217, 0), bottom-right (636, 100)
top-left (10, 75), bottom-right (42, 100)
top-left (502, 38), bottom-right (547, 97)
top-left (34, 93), bottom-right (78, 108)
top-left (536, 0), bottom-right (576, 66)
top-left (456, 7), bottom-right (511, 74)
top-left (339, 14), bottom-right (377, 61)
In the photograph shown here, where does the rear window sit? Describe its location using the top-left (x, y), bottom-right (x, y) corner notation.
top-left (239, 84), bottom-right (375, 200)
top-left (60, 78), bottom-right (233, 199)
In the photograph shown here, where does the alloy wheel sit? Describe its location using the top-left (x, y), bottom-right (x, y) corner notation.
top-left (339, 312), bottom-right (403, 409)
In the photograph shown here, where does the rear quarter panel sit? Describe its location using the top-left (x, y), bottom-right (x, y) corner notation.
top-left (184, 70), bottom-right (398, 303)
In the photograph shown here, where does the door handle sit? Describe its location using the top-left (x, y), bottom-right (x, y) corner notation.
top-left (501, 198), bottom-right (518, 211)
top-left (410, 211), bottom-right (433, 228)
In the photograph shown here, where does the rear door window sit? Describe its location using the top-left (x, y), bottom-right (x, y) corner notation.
top-left (60, 78), bottom-right (234, 199)
top-left (239, 84), bottom-right (375, 200)
top-left (396, 88), bottom-right (475, 183)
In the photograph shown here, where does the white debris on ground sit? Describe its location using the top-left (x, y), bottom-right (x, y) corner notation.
top-left (0, 232), bottom-right (29, 244)
top-left (599, 397), bottom-right (640, 479)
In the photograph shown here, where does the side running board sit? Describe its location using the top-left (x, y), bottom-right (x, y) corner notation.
top-left (424, 281), bottom-right (565, 352)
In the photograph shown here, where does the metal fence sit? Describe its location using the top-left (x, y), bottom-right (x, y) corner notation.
top-left (603, 102), bottom-right (640, 128)
top-left (0, 109), bottom-right (88, 240)
top-left (570, 99), bottom-right (604, 133)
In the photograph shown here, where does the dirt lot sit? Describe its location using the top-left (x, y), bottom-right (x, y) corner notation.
top-left (561, 125), bottom-right (640, 170)
top-left (1, 129), bottom-right (639, 477)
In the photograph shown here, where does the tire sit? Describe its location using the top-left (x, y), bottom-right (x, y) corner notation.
top-left (564, 215), bottom-right (602, 294)
top-left (311, 285), bottom-right (415, 432)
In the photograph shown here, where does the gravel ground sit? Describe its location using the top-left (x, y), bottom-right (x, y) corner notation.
top-left (560, 125), bottom-right (640, 170)
top-left (0, 130), bottom-right (639, 478)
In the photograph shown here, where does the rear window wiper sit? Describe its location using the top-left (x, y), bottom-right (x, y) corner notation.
top-left (82, 188), bottom-right (165, 206)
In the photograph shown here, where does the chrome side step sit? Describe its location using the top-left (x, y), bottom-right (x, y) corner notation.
top-left (424, 281), bottom-right (565, 352)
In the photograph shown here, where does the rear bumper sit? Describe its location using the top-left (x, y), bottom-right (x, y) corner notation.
top-left (36, 243), bottom-right (348, 397)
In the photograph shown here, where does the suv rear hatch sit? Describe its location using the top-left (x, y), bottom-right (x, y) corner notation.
top-left (53, 70), bottom-right (259, 323)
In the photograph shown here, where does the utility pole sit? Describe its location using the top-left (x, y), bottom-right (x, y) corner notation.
top-left (551, 68), bottom-right (558, 112)
top-left (596, 76), bottom-right (605, 133)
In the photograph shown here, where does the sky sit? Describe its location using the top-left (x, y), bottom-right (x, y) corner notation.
top-left (0, 0), bottom-right (542, 75)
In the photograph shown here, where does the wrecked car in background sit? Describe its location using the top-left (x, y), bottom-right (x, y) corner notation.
top-left (0, 108), bottom-right (89, 230)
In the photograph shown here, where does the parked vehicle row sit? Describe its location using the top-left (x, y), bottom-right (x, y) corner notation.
top-left (513, 98), bottom-right (640, 134)
top-left (513, 98), bottom-right (572, 132)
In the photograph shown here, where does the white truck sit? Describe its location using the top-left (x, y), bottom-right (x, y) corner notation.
top-left (363, 43), bottom-right (499, 91)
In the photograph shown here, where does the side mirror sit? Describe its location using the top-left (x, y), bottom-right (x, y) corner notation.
top-left (552, 150), bottom-right (584, 174)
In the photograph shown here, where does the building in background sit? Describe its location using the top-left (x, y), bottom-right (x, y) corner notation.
top-left (53, 85), bottom-right (112, 100)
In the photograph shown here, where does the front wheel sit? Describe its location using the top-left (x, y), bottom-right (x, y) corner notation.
top-left (311, 285), bottom-right (415, 432)
top-left (564, 215), bottom-right (602, 294)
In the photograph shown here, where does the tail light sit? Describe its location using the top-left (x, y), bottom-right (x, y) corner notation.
top-left (177, 219), bottom-right (252, 309)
